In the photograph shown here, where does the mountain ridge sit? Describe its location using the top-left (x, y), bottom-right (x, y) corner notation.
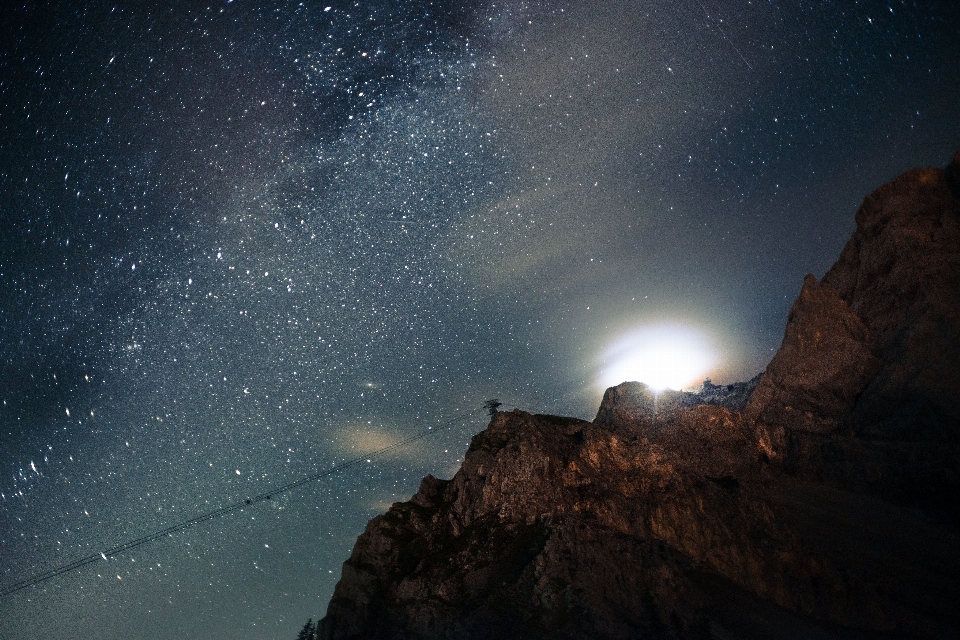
top-left (318, 154), bottom-right (960, 639)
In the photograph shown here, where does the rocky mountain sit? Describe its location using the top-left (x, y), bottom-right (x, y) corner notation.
top-left (318, 154), bottom-right (960, 639)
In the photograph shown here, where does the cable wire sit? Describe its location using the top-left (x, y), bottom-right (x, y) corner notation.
top-left (0, 409), bottom-right (479, 599)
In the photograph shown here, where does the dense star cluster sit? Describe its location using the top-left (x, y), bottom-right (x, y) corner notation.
top-left (1, 1), bottom-right (958, 638)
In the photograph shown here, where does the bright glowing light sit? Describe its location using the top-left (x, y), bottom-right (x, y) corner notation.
top-left (597, 325), bottom-right (719, 391)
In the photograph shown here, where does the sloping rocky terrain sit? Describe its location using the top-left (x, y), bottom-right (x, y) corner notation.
top-left (318, 154), bottom-right (960, 639)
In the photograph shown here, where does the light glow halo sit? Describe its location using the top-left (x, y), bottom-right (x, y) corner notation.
top-left (597, 324), bottom-right (719, 391)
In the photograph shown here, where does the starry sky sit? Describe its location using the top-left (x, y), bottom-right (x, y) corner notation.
top-left (1, 1), bottom-right (958, 638)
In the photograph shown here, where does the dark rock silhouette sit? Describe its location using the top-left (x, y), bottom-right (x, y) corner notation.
top-left (747, 154), bottom-right (960, 521)
top-left (319, 155), bottom-right (960, 639)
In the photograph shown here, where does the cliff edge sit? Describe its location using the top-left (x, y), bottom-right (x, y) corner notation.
top-left (318, 155), bottom-right (960, 639)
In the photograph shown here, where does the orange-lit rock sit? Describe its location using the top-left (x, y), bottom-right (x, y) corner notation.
top-left (319, 156), bottom-right (960, 639)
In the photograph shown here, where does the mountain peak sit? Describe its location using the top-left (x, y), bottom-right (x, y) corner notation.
top-left (319, 155), bottom-right (960, 639)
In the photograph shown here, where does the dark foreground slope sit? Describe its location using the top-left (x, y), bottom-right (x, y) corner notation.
top-left (319, 155), bottom-right (960, 639)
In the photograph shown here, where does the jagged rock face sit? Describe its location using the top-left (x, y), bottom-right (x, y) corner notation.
top-left (321, 410), bottom-right (855, 639)
top-left (746, 155), bottom-right (960, 516)
top-left (321, 405), bottom-right (959, 639)
top-left (745, 275), bottom-right (880, 437)
top-left (320, 156), bottom-right (960, 639)
top-left (593, 381), bottom-right (659, 430)
top-left (594, 377), bottom-right (759, 430)
top-left (823, 160), bottom-right (960, 436)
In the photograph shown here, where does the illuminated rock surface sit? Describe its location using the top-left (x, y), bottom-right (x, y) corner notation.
top-left (747, 153), bottom-right (960, 520)
top-left (319, 156), bottom-right (960, 639)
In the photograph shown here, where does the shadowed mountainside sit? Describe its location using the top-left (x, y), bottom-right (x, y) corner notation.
top-left (318, 154), bottom-right (960, 639)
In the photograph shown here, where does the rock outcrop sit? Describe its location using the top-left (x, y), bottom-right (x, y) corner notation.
top-left (746, 154), bottom-right (960, 521)
top-left (593, 375), bottom-right (760, 429)
top-left (319, 155), bottom-right (960, 639)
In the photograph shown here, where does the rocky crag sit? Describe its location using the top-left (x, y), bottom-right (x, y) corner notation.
top-left (318, 155), bottom-right (960, 639)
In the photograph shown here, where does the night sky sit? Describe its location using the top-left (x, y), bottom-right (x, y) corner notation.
top-left (2, 1), bottom-right (958, 638)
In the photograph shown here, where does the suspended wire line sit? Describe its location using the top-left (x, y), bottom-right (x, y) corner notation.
top-left (0, 408), bottom-right (480, 599)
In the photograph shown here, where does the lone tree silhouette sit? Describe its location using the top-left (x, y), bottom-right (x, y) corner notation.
top-left (295, 618), bottom-right (317, 640)
top-left (484, 399), bottom-right (503, 416)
